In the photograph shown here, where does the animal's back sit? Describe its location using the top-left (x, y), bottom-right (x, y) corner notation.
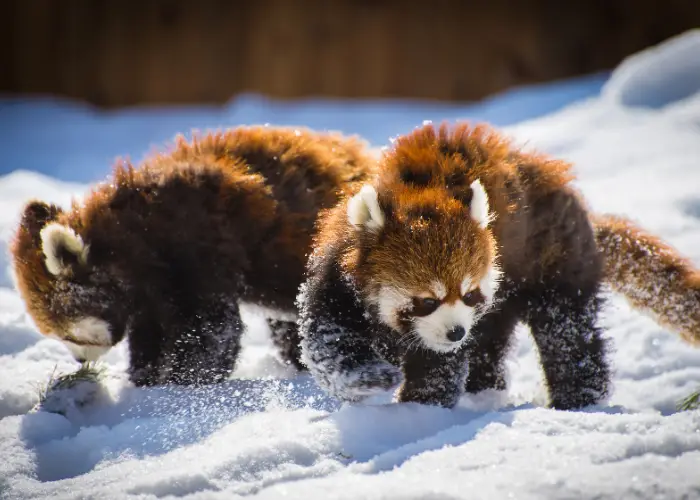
top-left (104, 126), bottom-right (375, 308)
top-left (510, 155), bottom-right (602, 288)
top-left (81, 158), bottom-right (273, 302)
top-left (168, 126), bottom-right (373, 224)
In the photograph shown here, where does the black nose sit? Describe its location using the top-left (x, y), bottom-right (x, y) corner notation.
top-left (446, 326), bottom-right (466, 342)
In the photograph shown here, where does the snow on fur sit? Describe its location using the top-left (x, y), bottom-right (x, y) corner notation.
top-left (1, 30), bottom-right (700, 499)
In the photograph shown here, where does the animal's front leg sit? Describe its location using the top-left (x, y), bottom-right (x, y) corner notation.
top-left (268, 318), bottom-right (305, 371)
top-left (464, 303), bottom-right (520, 394)
top-left (300, 316), bottom-right (402, 402)
top-left (298, 264), bottom-right (401, 402)
top-left (127, 311), bottom-right (166, 387)
top-left (397, 346), bottom-right (469, 408)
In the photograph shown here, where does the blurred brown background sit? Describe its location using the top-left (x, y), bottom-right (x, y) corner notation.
top-left (1, 0), bottom-right (699, 108)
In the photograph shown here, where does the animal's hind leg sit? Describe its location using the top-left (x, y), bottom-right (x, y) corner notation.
top-left (165, 299), bottom-right (244, 386)
top-left (268, 319), bottom-right (305, 371)
top-left (525, 287), bottom-right (611, 410)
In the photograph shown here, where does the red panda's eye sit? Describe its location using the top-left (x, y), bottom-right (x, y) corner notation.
top-left (411, 297), bottom-right (440, 316)
top-left (462, 288), bottom-right (485, 307)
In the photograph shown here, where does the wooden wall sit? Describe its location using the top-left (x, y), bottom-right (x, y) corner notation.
top-left (1, 0), bottom-right (699, 107)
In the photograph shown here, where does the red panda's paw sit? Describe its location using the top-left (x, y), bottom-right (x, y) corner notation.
top-left (330, 362), bottom-right (402, 402)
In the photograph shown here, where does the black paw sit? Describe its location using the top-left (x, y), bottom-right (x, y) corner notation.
top-left (330, 362), bottom-right (402, 401)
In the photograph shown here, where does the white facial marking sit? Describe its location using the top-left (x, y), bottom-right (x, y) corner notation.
top-left (413, 301), bottom-right (476, 353)
top-left (479, 264), bottom-right (503, 303)
top-left (372, 268), bottom-right (501, 354)
top-left (460, 277), bottom-right (473, 297)
top-left (469, 179), bottom-right (492, 229)
top-left (430, 281), bottom-right (447, 300)
top-left (40, 223), bottom-right (89, 276)
top-left (56, 317), bottom-right (113, 361)
top-left (372, 286), bottom-right (411, 330)
top-left (347, 184), bottom-right (385, 231)
top-left (70, 317), bottom-right (112, 346)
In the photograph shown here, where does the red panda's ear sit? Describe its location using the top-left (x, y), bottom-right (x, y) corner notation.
top-left (470, 180), bottom-right (491, 229)
top-left (347, 184), bottom-right (385, 231)
top-left (20, 200), bottom-right (63, 241)
top-left (39, 223), bottom-right (89, 277)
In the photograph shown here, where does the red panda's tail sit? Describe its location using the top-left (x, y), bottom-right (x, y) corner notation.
top-left (592, 214), bottom-right (700, 345)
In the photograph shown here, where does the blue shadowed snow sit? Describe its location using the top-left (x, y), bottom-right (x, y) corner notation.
top-left (0, 72), bottom-right (607, 183)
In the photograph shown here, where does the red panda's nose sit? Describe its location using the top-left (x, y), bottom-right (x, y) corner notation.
top-left (447, 326), bottom-right (466, 342)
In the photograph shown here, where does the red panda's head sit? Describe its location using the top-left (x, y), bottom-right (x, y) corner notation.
top-left (340, 122), bottom-right (507, 353)
top-left (11, 199), bottom-right (128, 362)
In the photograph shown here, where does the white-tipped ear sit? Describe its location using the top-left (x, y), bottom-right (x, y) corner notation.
top-left (40, 223), bottom-right (89, 276)
top-left (469, 179), bottom-right (491, 229)
top-left (347, 184), bottom-right (385, 231)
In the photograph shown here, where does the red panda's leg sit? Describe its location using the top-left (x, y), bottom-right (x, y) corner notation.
top-left (164, 298), bottom-right (243, 386)
top-left (127, 312), bottom-right (166, 387)
top-left (464, 305), bottom-right (520, 394)
top-left (127, 298), bottom-right (243, 387)
top-left (301, 318), bottom-right (401, 402)
top-left (268, 319), bottom-right (305, 371)
top-left (525, 287), bottom-right (611, 410)
top-left (397, 346), bottom-right (469, 408)
top-left (298, 264), bottom-right (402, 401)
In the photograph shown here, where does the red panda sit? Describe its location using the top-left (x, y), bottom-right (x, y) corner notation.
top-left (10, 126), bottom-right (374, 387)
top-left (297, 121), bottom-right (700, 410)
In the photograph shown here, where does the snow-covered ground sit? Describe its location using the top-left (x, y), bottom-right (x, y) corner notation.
top-left (1, 30), bottom-right (700, 500)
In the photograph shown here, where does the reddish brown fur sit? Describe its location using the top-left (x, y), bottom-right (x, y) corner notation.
top-left (11, 125), bottom-right (374, 384)
top-left (315, 122), bottom-right (583, 297)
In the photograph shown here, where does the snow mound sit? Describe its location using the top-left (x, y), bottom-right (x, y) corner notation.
top-left (1, 31), bottom-right (700, 500)
top-left (603, 29), bottom-right (700, 109)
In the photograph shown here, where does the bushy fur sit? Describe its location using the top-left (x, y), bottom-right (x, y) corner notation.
top-left (11, 126), bottom-right (374, 387)
top-left (298, 122), bottom-right (700, 410)
top-left (593, 214), bottom-right (700, 345)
